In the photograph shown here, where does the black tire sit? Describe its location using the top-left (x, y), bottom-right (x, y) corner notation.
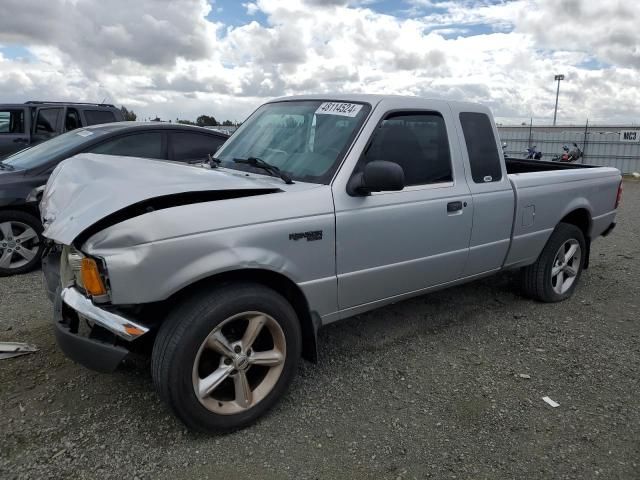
top-left (0, 210), bottom-right (44, 277)
top-left (521, 222), bottom-right (586, 302)
top-left (151, 282), bottom-right (302, 433)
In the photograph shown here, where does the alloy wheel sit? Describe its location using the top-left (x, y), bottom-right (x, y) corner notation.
top-left (192, 311), bottom-right (286, 415)
top-left (0, 221), bottom-right (40, 270)
top-left (551, 239), bottom-right (581, 295)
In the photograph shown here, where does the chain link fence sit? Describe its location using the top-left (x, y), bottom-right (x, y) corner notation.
top-left (497, 124), bottom-right (640, 174)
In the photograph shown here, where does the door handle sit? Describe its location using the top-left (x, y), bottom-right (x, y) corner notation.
top-left (447, 201), bottom-right (464, 213)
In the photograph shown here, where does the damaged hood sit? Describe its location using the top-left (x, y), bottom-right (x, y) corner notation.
top-left (41, 153), bottom-right (285, 245)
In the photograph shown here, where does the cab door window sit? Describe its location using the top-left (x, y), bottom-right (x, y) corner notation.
top-left (362, 112), bottom-right (453, 186)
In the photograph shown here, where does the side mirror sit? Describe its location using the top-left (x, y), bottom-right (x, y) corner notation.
top-left (347, 160), bottom-right (405, 196)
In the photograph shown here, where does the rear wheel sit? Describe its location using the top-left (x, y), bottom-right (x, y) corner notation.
top-left (521, 222), bottom-right (586, 302)
top-left (0, 210), bottom-right (43, 277)
top-left (151, 283), bottom-right (301, 433)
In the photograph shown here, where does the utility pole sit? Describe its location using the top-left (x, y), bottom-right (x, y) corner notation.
top-left (553, 74), bottom-right (564, 126)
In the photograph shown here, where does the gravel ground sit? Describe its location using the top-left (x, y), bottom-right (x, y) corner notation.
top-left (1, 180), bottom-right (638, 480)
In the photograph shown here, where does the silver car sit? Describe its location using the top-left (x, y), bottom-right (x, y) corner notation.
top-left (41, 95), bottom-right (622, 432)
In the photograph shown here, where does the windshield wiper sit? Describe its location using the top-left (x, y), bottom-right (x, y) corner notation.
top-left (0, 162), bottom-right (14, 171)
top-left (207, 153), bottom-right (221, 168)
top-left (233, 157), bottom-right (293, 184)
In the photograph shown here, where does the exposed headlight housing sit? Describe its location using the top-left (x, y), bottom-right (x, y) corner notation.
top-left (60, 245), bottom-right (80, 288)
top-left (61, 245), bottom-right (109, 300)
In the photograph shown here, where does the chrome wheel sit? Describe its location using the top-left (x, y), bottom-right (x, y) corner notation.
top-left (192, 311), bottom-right (286, 415)
top-left (551, 239), bottom-right (581, 295)
top-left (0, 221), bottom-right (40, 270)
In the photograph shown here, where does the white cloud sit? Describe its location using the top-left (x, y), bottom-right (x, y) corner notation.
top-left (0, 0), bottom-right (638, 124)
top-left (243, 3), bottom-right (260, 15)
top-left (516, 0), bottom-right (640, 69)
top-left (0, 0), bottom-right (217, 68)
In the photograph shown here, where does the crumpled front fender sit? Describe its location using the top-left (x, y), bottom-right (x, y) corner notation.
top-left (83, 187), bottom-right (337, 312)
top-left (94, 242), bottom-right (303, 305)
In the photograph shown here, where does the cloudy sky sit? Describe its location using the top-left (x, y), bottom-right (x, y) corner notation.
top-left (1, 0), bottom-right (638, 125)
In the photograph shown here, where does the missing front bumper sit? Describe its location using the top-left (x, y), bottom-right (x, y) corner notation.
top-left (53, 287), bottom-right (150, 372)
top-left (61, 287), bottom-right (149, 341)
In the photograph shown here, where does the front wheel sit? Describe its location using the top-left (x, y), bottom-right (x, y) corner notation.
top-left (151, 283), bottom-right (302, 433)
top-left (521, 223), bottom-right (586, 302)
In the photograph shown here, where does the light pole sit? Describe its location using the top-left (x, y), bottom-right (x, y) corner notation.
top-left (553, 74), bottom-right (564, 126)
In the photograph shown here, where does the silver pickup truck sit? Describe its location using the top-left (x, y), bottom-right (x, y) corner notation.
top-left (40, 95), bottom-right (622, 433)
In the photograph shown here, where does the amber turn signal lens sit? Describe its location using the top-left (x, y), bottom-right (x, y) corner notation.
top-left (124, 324), bottom-right (146, 337)
top-left (80, 258), bottom-right (107, 296)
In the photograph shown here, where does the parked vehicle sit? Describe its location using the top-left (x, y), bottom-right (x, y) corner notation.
top-left (552, 145), bottom-right (570, 162)
top-left (0, 122), bottom-right (228, 276)
top-left (40, 95), bottom-right (621, 433)
top-left (552, 143), bottom-right (582, 163)
top-left (567, 142), bottom-right (583, 162)
top-left (0, 101), bottom-right (125, 158)
top-left (526, 146), bottom-right (542, 160)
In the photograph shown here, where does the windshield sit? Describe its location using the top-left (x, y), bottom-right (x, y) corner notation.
top-left (216, 100), bottom-right (371, 184)
top-left (1, 128), bottom-right (107, 170)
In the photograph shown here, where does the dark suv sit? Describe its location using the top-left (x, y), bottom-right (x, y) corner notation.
top-left (0, 122), bottom-right (228, 276)
top-left (0, 101), bottom-right (124, 158)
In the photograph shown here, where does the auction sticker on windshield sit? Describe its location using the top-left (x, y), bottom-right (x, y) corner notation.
top-left (315, 102), bottom-right (363, 117)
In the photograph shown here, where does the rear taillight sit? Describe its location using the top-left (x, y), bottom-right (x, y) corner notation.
top-left (615, 180), bottom-right (623, 209)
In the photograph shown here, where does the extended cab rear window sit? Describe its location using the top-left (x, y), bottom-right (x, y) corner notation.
top-left (459, 112), bottom-right (502, 183)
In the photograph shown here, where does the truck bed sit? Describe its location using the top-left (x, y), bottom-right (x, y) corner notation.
top-left (504, 161), bottom-right (620, 269)
top-left (505, 157), bottom-right (598, 174)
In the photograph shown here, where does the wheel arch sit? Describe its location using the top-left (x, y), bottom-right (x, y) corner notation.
top-left (0, 204), bottom-right (40, 218)
top-left (165, 268), bottom-right (319, 363)
top-left (559, 208), bottom-right (592, 239)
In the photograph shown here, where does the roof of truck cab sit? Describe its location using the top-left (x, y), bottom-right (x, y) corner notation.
top-left (268, 94), bottom-right (489, 112)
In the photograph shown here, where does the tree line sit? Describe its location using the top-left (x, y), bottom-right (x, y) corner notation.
top-left (120, 107), bottom-right (239, 127)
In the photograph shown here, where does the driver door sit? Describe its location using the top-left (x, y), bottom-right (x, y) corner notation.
top-left (333, 109), bottom-right (473, 310)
